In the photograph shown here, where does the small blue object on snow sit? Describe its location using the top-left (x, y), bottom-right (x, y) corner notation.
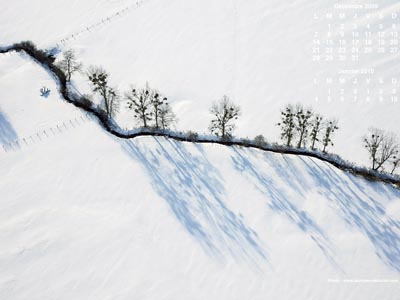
top-left (40, 86), bottom-right (51, 98)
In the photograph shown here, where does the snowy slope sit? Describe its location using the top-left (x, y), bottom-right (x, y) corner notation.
top-left (5, 0), bottom-right (395, 166)
top-left (71, 0), bottom-right (400, 167)
top-left (0, 0), bottom-right (136, 48)
top-left (1, 0), bottom-right (399, 166)
top-left (1, 52), bottom-right (400, 299)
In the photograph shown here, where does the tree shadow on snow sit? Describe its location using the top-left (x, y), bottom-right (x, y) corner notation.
top-left (297, 156), bottom-right (400, 272)
top-left (0, 109), bottom-right (18, 148)
top-left (230, 147), bottom-right (341, 271)
top-left (121, 138), bottom-right (267, 266)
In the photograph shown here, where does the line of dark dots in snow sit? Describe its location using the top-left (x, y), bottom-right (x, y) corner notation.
top-left (56, 0), bottom-right (148, 47)
top-left (0, 113), bottom-right (92, 154)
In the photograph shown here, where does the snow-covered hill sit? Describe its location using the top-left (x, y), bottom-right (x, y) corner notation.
top-left (3, 0), bottom-right (399, 165)
top-left (1, 51), bottom-right (400, 300)
top-left (1, 0), bottom-right (400, 299)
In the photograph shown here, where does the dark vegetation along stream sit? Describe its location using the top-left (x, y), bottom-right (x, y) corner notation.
top-left (1, 41), bottom-right (399, 188)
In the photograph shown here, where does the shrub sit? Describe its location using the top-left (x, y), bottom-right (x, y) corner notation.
top-left (77, 94), bottom-right (93, 109)
top-left (240, 138), bottom-right (252, 146)
top-left (186, 131), bottom-right (199, 141)
top-left (254, 135), bottom-right (267, 147)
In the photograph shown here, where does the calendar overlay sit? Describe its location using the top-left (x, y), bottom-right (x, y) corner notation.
top-left (312, 3), bottom-right (399, 103)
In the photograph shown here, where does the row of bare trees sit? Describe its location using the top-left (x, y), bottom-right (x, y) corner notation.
top-left (208, 98), bottom-right (399, 175)
top-left (277, 104), bottom-right (339, 152)
top-left (125, 85), bottom-right (175, 130)
top-left (206, 98), bottom-right (339, 154)
top-left (56, 49), bottom-right (399, 175)
top-left (87, 67), bottom-right (176, 130)
top-left (207, 99), bottom-right (340, 153)
top-left (56, 50), bottom-right (176, 130)
top-left (55, 49), bottom-right (240, 137)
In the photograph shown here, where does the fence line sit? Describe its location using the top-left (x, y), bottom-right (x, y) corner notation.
top-left (56, 0), bottom-right (148, 47)
top-left (0, 113), bottom-right (93, 155)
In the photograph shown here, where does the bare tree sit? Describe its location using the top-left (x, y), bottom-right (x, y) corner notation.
top-left (104, 87), bottom-right (119, 118)
top-left (150, 92), bottom-right (168, 129)
top-left (87, 66), bottom-right (108, 97)
top-left (58, 49), bottom-right (82, 82)
top-left (322, 119), bottom-right (339, 153)
top-left (158, 103), bottom-right (176, 130)
top-left (144, 84), bottom-right (171, 129)
top-left (364, 128), bottom-right (399, 171)
top-left (294, 104), bottom-right (313, 148)
top-left (277, 104), bottom-right (296, 147)
top-left (125, 87), bottom-right (153, 128)
top-left (363, 128), bottom-right (383, 170)
top-left (390, 156), bottom-right (400, 175)
top-left (379, 133), bottom-right (399, 172)
top-left (209, 95), bottom-right (240, 140)
top-left (87, 66), bottom-right (119, 118)
top-left (310, 114), bottom-right (323, 150)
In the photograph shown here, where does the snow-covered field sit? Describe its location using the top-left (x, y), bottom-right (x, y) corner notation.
top-left (2, 0), bottom-right (399, 164)
top-left (1, 50), bottom-right (400, 300)
top-left (1, 0), bottom-right (400, 299)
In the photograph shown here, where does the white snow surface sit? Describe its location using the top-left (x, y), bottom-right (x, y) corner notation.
top-left (1, 0), bottom-right (400, 299)
top-left (1, 52), bottom-right (400, 299)
top-left (1, 0), bottom-right (399, 165)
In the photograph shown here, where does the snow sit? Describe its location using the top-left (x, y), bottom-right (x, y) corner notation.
top-left (1, 0), bottom-right (399, 165)
top-left (1, 1), bottom-right (400, 299)
top-left (60, 0), bottom-right (400, 166)
top-left (0, 0), bottom-right (136, 48)
top-left (1, 52), bottom-right (400, 299)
